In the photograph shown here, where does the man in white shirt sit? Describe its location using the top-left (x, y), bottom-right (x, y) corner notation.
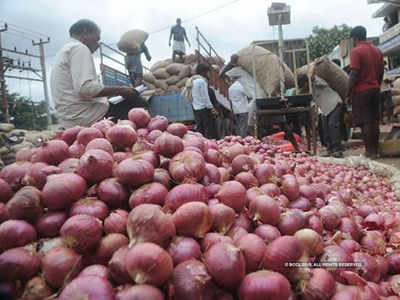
top-left (229, 79), bottom-right (249, 137)
top-left (51, 19), bottom-right (141, 129)
top-left (190, 63), bottom-right (218, 139)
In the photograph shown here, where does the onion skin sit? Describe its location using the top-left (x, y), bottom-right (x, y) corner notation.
top-left (169, 150), bottom-right (206, 183)
top-left (147, 115), bottom-right (169, 132)
top-left (254, 224), bottom-right (281, 244)
top-left (109, 245), bottom-right (131, 285)
top-left (35, 211), bottom-right (68, 238)
top-left (116, 284), bottom-right (165, 300)
top-left (234, 172), bottom-right (258, 189)
top-left (201, 232), bottom-right (234, 252)
top-left (281, 175), bottom-right (300, 201)
top-left (169, 259), bottom-right (215, 300)
top-left (0, 247), bottom-right (41, 281)
top-left (294, 229), bottom-right (324, 257)
top-left (319, 205), bottom-right (341, 231)
top-left (22, 162), bottom-right (61, 189)
top-left (69, 197), bottom-right (109, 220)
top-left (76, 127), bottom-right (104, 146)
top-left (388, 253), bottom-right (400, 275)
top-left (209, 203), bottom-right (236, 234)
top-left (127, 204), bottom-right (176, 248)
top-left (6, 186), bottom-right (42, 221)
top-left (0, 161), bottom-right (32, 191)
top-left (129, 182), bottom-right (168, 208)
top-left (69, 142), bottom-right (85, 158)
top-left (126, 242), bottom-right (173, 286)
top-left (58, 157), bottom-right (80, 173)
top-left (98, 178), bottom-right (128, 208)
top-left (21, 276), bottom-right (53, 300)
top-left (301, 268), bottom-right (336, 300)
top-left (78, 264), bottom-right (110, 280)
top-left (236, 233), bottom-right (267, 272)
top-left (42, 246), bottom-right (82, 289)
top-left (114, 158), bottom-right (155, 186)
top-left (104, 209), bottom-right (128, 235)
top-left (165, 183), bottom-right (209, 211)
top-left (231, 154), bottom-right (256, 175)
top-left (167, 122), bottom-right (188, 138)
top-left (0, 178), bottom-right (13, 203)
top-left (0, 220), bottom-right (37, 250)
top-left (77, 149), bottom-right (114, 183)
top-left (352, 252), bottom-right (380, 282)
top-left (153, 168), bottom-right (172, 189)
top-left (173, 202), bottom-right (214, 238)
top-left (94, 233), bottom-right (129, 265)
top-left (361, 230), bottom-right (386, 256)
top-left (58, 275), bottom-right (115, 300)
top-left (128, 108), bottom-right (151, 128)
top-left (248, 195), bottom-right (280, 225)
top-left (204, 242), bottom-right (246, 290)
top-left (153, 132), bottom-right (184, 158)
top-left (106, 124), bottom-right (138, 148)
top-left (35, 140), bottom-right (70, 166)
top-left (131, 150), bottom-right (160, 168)
top-left (239, 270), bottom-right (291, 300)
top-left (60, 214), bottom-right (103, 254)
top-left (254, 163), bottom-right (276, 185)
top-left (167, 236), bottom-right (201, 266)
top-left (216, 180), bottom-right (246, 213)
top-left (62, 126), bottom-right (83, 145)
top-left (42, 173), bottom-right (87, 210)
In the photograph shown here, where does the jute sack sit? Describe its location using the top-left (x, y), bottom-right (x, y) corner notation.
top-left (178, 65), bottom-right (191, 80)
top-left (117, 30), bottom-right (149, 54)
top-left (166, 63), bottom-right (186, 76)
top-left (394, 105), bottom-right (400, 115)
top-left (151, 59), bottom-right (172, 72)
top-left (393, 95), bottom-right (400, 106)
top-left (176, 77), bottom-right (188, 88)
top-left (166, 75), bottom-right (180, 85)
top-left (167, 85), bottom-right (179, 93)
top-left (184, 54), bottom-right (197, 65)
top-left (392, 89), bottom-right (400, 97)
top-left (236, 45), bottom-right (294, 96)
top-left (154, 79), bottom-right (168, 91)
top-left (144, 82), bottom-right (156, 90)
top-left (394, 78), bottom-right (400, 89)
top-left (143, 73), bottom-right (156, 84)
top-left (153, 68), bottom-right (169, 80)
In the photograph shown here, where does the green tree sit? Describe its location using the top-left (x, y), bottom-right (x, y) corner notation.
top-left (307, 24), bottom-right (352, 60)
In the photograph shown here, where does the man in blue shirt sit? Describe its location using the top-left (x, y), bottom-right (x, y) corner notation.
top-left (169, 18), bottom-right (191, 62)
top-left (125, 42), bottom-right (151, 87)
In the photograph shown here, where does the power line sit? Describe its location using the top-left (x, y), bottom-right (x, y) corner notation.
top-left (0, 21), bottom-right (48, 38)
top-left (3, 30), bottom-right (33, 41)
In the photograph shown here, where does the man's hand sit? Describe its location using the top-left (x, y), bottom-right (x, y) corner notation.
top-left (119, 87), bottom-right (138, 100)
top-left (345, 96), bottom-right (351, 107)
top-left (210, 107), bottom-right (218, 116)
top-left (168, 41), bottom-right (171, 47)
top-left (147, 55), bottom-right (152, 62)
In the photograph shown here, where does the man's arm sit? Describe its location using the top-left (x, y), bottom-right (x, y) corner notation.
top-left (184, 28), bottom-right (191, 47)
top-left (143, 44), bottom-right (151, 61)
top-left (95, 86), bottom-right (138, 99)
top-left (169, 28), bottom-right (173, 46)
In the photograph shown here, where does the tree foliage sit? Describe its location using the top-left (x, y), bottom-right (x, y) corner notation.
top-left (307, 24), bottom-right (352, 60)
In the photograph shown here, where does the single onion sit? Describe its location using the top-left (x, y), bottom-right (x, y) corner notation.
top-left (34, 140), bottom-right (70, 165)
top-left (278, 209), bottom-right (307, 235)
top-left (76, 127), bottom-right (104, 146)
top-left (113, 151), bottom-right (129, 163)
top-left (128, 108), bottom-right (151, 128)
top-left (97, 178), bottom-right (128, 208)
top-left (106, 124), bottom-right (138, 148)
top-left (0, 178), bottom-right (13, 202)
top-left (340, 217), bottom-right (362, 241)
top-left (127, 204), bottom-right (176, 248)
top-left (94, 233), bottom-right (129, 265)
top-left (254, 224), bottom-right (281, 244)
top-left (153, 132), bottom-right (184, 158)
top-left (227, 226), bottom-right (249, 242)
top-left (338, 240), bottom-right (361, 255)
top-left (42, 246), bottom-right (82, 289)
top-left (131, 150), bottom-right (160, 168)
top-left (125, 242), bottom-right (173, 286)
top-left (0, 161), bottom-right (32, 190)
top-left (218, 167), bottom-right (231, 183)
top-left (21, 276), bottom-right (53, 300)
top-left (69, 142), bottom-right (85, 158)
top-left (78, 264), bottom-right (110, 280)
top-left (22, 162), bottom-right (61, 189)
top-left (0, 220), bottom-right (37, 250)
top-left (260, 183), bottom-right (281, 197)
top-left (58, 158), bottom-right (80, 173)
top-left (42, 173), bottom-right (87, 210)
top-left (234, 172), bottom-right (258, 189)
top-left (301, 268), bottom-right (336, 300)
top-left (294, 229), bottom-right (324, 257)
top-left (169, 150), bottom-right (206, 183)
top-left (6, 186), bottom-right (42, 221)
top-left (357, 205), bottom-right (376, 218)
top-left (307, 215), bottom-right (323, 235)
top-left (289, 197), bottom-right (311, 211)
top-left (60, 214), bottom-right (103, 254)
top-left (91, 119), bottom-right (114, 135)
top-left (319, 246), bottom-right (353, 283)
top-left (147, 129), bottom-right (163, 143)
top-left (0, 247), bottom-right (41, 281)
top-left (388, 253), bottom-right (400, 275)
top-left (299, 185), bottom-right (318, 202)
top-left (209, 203), bottom-right (235, 234)
top-left (201, 232), bottom-right (234, 252)
top-left (234, 212), bottom-right (252, 231)
top-left (167, 122), bottom-right (188, 138)
top-left (15, 147), bottom-right (34, 162)
top-left (183, 134), bottom-right (206, 153)
top-left (114, 158), bottom-right (154, 186)
top-left (363, 213), bottom-right (385, 230)
top-left (116, 284), bottom-right (165, 300)
top-left (153, 168), bottom-right (172, 189)
top-left (77, 149), bottom-right (114, 183)
top-left (231, 154), bottom-right (256, 175)
top-left (236, 233), bottom-right (267, 272)
top-left (167, 236), bottom-right (201, 266)
top-left (62, 126), bottom-right (83, 145)
top-left (205, 242), bottom-right (246, 290)
top-left (147, 115), bottom-right (169, 132)
top-left (361, 231), bottom-right (386, 256)
top-left (104, 209), bottom-right (128, 234)
top-left (203, 163), bottom-right (222, 185)
top-left (254, 163), bottom-right (276, 185)
top-left (165, 183), bottom-right (209, 211)
top-left (352, 252), bottom-right (380, 282)
top-left (69, 197), bottom-right (109, 220)
top-left (109, 245), bottom-right (131, 284)
top-left (173, 201), bottom-right (214, 238)
top-left (85, 138), bottom-right (114, 155)
top-left (205, 149), bottom-right (223, 167)
top-left (224, 143), bottom-right (247, 162)
top-left (118, 119), bottom-right (137, 129)
top-left (216, 180), bottom-right (246, 213)
top-left (129, 182), bottom-right (168, 208)
top-left (248, 195), bottom-right (280, 225)
top-left (319, 205), bottom-right (341, 231)
top-left (35, 211), bottom-right (68, 238)
top-left (58, 275), bottom-right (114, 300)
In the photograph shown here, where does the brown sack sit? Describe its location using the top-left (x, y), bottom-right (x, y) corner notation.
top-left (166, 75), bottom-right (180, 85)
top-left (393, 95), bottom-right (400, 106)
top-left (117, 30), bottom-right (149, 54)
top-left (184, 54), bottom-right (197, 65)
top-left (166, 63), bottom-right (186, 76)
top-left (236, 45), bottom-right (294, 96)
top-left (176, 77), bottom-right (188, 88)
top-left (178, 65), bottom-right (191, 80)
top-left (143, 73), bottom-right (156, 84)
top-left (150, 59), bottom-right (172, 72)
top-left (153, 68), bottom-right (169, 80)
top-left (167, 85), bottom-right (179, 93)
top-left (391, 89), bottom-right (400, 97)
top-left (394, 105), bottom-right (400, 116)
top-left (144, 81), bottom-right (156, 90)
top-left (393, 78), bottom-right (400, 89)
top-left (154, 79), bottom-right (168, 91)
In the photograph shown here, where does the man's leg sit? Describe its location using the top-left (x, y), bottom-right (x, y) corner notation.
top-left (327, 104), bottom-right (344, 155)
top-left (203, 110), bottom-right (218, 139)
top-left (172, 51), bottom-right (176, 63)
top-left (236, 113), bottom-right (249, 138)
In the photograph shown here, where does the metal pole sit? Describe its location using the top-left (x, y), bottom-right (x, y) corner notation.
top-left (0, 24), bottom-right (8, 123)
top-left (277, 15), bottom-right (285, 100)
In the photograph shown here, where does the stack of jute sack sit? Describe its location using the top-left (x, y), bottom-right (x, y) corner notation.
top-left (391, 79), bottom-right (400, 119)
top-left (142, 54), bottom-right (224, 96)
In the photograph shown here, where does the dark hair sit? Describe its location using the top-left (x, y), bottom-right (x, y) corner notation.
top-left (350, 26), bottom-right (367, 41)
top-left (69, 19), bottom-right (100, 37)
top-left (196, 63), bottom-right (210, 75)
top-left (297, 73), bottom-right (308, 87)
top-left (332, 59), bottom-right (341, 67)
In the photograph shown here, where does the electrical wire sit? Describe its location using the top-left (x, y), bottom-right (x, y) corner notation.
top-left (3, 30), bottom-right (33, 41)
top-left (0, 20), bottom-right (48, 38)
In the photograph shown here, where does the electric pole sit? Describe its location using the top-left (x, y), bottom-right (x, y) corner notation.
top-left (32, 37), bottom-right (51, 127)
top-left (0, 23), bottom-right (8, 123)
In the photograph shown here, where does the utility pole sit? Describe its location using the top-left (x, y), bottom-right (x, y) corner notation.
top-left (32, 37), bottom-right (51, 127)
top-left (0, 23), bottom-right (8, 123)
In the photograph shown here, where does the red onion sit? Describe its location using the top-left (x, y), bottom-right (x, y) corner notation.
top-left (62, 126), bottom-right (83, 145)
top-left (320, 246), bottom-right (353, 282)
top-left (153, 168), bottom-right (172, 189)
top-left (299, 185), bottom-right (318, 202)
top-left (235, 172), bottom-right (258, 189)
top-left (357, 205), bottom-right (376, 218)
top-left (389, 275), bottom-right (400, 296)
top-left (219, 167), bottom-right (231, 183)
top-left (147, 129), bottom-right (163, 143)
top-left (131, 150), bottom-right (160, 168)
top-left (91, 119), bottom-right (114, 134)
top-left (233, 213), bottom-right (251, 232)
top-left (301, 268), bottom-right (336, 300)
top-left (262, 236), bottom-right (304, 275)
top-left (128, 108), bottom-right (151, 128)
top-left (106, 124), bottom-right (138, 149)
top-left (0, 220), bottom-right (36, 250)
top-left (169, 259), bottom-right (215, 300)
top-left (127, 204), bottom-right (176, 248)
top-left (364, 213), bottom-right (385, 230)
top-left (255, 163), bottom-right (277, 185)
top-left (165, 183), bottom-right (209, 211)
top-left (153, 132), bottom-right (184, 158)
top-left (104, 209), bottom-right (128, 234)
top-left (69, 142), bottom-right (85, 158)
top-left (118, 119), bottom-right (136, 129)
top-left (169, 150), bottom-right (206, 183)
top-left (278, 209), bottom-right (306, 235)
top-left (388, 253), bottom-right (400, 275)
top-left (289, 196), bottom-right (311, 211)
top-left (183, 134), bottom-right (206, 153)
top-left (236, 233), bottom-right (267, 272)
top-left (109, 245), bottom-right (131, 284)
top-left (126, 242), bottom-right (173, 286)
top-left (42, 246), bottom-right (82, 289)
top-left (42, 173), bottom-right (86, 210)
top-left (167, 236), bottom-right (201, 265)
top-left (77, 127), bottom-right (104, 146)
top-left (216, 180), bottom-right (246, 213)
top-left (249, 195), bottom-right (280, 225)
top-left (95, 233), bottom-right (129, 265)
top-left (361, 231), bottom-right (386, 255)
top-left (340, 217), bottom-right (362, 241)
top-left (0, 247), bottom-right (41, 281)
top-left (58, 275), bottom-right (114, 300)
top-left (352, 252), bottom-right (380, 282)
top-left (167, 122), bottom-right (188, 138)
top-left (231, 154), bottom-right (256, 175)
top-left (113, 151), bottom-right (129, 162)
top-left (209, 203), bottom-right (235, 234)
top-left (58, 157), bottom-right (80, 173)
top-left (98, 178), bottom-right (128, 208)
top-left (34, 140), bottom-right (70, 165)
top-left (60, 214), bottom-right (103, 254)
top-left (206, 183), bottom-right (221, 197)
top-left (203, 163), bottom-right (222, 185)
top-left (129, 182), bottom-right (168, 208)
top-left (281, 175), bottom-right (300, 201)
top-left (205, 242), bottom-right (246, 290)
top-left (239, 271), bottom-right (291, 300)
top-left (86, 138), bottom-right (114, 154)
top-left (77, 149), bottom-right (114, 183)
top-left (37, 237), bottom-right (64, 257)
top-left (246, 187), bottom-right (266, 206)
top-left (215, 290), bottom-right (234, 300)
top-left (223, 143), bottom-right (247, 162)
top-left (116, 284), bottom-right (165, 300)
top-left (78, 264), bottom-right (110, 280)
top-left (15, 147), bottom-right (34, 162)
top-left (294, 229), bottom-right (324, 257)
top-left (307, 215), bottom-right (323, 235)
top-left (147, 115), bottom-right (169, 131)
top-left (201, 232), bottom-right (234, 252)
top-left (114, 158), bottom-right (154, 186)
top-left (0, 161), bottom-right (32, 190)
top-left (319, 205), bottom-right (341, 230)
top-left (338, 240), bottom-right (361, 254)
top-left (260, 183), bottom-right (281, 197)
top-left (70, 197), bottom-right (109, 220)
top-left (6, 186), bottom-right (42, 221)
top-left (173, 201), bottom-right (213, 238)
top-left (227, 225), bottom-right (249, 242)
top-left (0, 203), bottom-right (9, 223)
top-left (205, 149), bottom-right (223, 166)
top-left (254, 224), bottom-right (281, 244)
top-left (22, 276), bottom-right (53, 300)
top-left (35, 211), bottom-right (68, 237)
top-left (376, 255), bottom-right (389, 279)
top-left (0, 178), bottom-right (13, 202)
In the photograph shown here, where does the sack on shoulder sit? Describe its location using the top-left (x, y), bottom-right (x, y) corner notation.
top-left (183, 75), bottom-right (203, 103)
